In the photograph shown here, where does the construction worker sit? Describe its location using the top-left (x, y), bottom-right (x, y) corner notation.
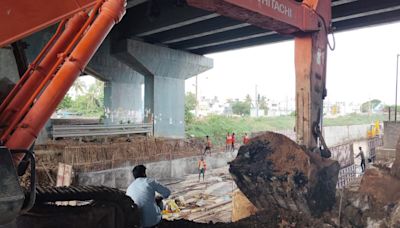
top-left (243, 133), bottom-right (250, 145)
top-left (231, 132), bottom-right (236, 151)
top-left (204, 135), bottom-right (212, 155)
top-left (198, 157), bottom-right (207, 181)
top-left (356, 147), bottom-right (366, 173)
top-left (126, 165), bottom-right (171, 228)
top-left (226, 132), bottom-right (232, 152)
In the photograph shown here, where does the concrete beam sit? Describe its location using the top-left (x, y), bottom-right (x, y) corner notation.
top-left (120, 0), bottom-right (217, 38)
top-left (112, 39), bottom-right (213, 79)
top-left (333, 0), bottom-right (400, 21)
top-left (162, 23), bottom-right (250, 44)
top-left (137, 13), bottom-right (219, 37)
top-left (169, 26), bottom-right (274, 50)
top-left (126, 0), bottom-right (147, 9)
top-left (142, 16), bottom-right (247, 44)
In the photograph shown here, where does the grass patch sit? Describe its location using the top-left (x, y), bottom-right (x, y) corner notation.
top-left (186, 114), bottom-right (385, 145)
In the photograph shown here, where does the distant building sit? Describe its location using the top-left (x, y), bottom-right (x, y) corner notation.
top-left (250, 108), bottom-right (265, 117)
top-left (197, 96), bottom-right (230, 117)
top-left (267, 99), bottom-right (295, 117)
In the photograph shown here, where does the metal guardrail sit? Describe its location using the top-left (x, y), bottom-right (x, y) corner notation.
top-left (51, 123), bottom-right (153, 139)
top-left (368, 136), bottom-right (383, 161)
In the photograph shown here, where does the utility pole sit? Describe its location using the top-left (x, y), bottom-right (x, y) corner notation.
top-left (255, 85), bottom-right (259, 117)
top-left (195, 75), bottom-right (198, 117)
top-left (396, 54), bottom-right (399, 122)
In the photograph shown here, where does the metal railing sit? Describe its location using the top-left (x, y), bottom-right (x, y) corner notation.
top-left (51, 123), bottom-right (153, 139)
top-left (336, 164), bottom-right (357, 189)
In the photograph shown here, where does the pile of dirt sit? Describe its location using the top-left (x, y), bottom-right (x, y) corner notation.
top-left (337, 167), bottom-right (400, 227)
top-left (230, 132), bottom-right (339, 217)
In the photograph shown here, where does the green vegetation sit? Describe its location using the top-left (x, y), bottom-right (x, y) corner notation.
top-left (185, 92), bottom-right (197, 124)
top-left (186, 113), bottom-right (386, 145)
top-left (186, 115), bottom-right (295, 145)
top-left (229, 95), bottom-right (252, 116)
top-left (324, 113), bottom-right (385, 126)
top-left (57, 79), bottom-right (105, 117)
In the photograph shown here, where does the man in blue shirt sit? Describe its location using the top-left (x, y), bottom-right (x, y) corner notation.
top-left (126, 165), bottom-right (171, 228)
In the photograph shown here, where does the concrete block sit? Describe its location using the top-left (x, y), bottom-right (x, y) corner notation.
top-left (376, 147), bottom-right (396, 162)
top-left (102, 172), bottom-right (116, 188)
top-left (115, 169), bottom-right (132, 189)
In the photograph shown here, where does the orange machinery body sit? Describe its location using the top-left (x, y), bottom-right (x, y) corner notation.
top-left (187, 0), bottom-right (331, 150)
top-left (0, 0), bottom-right (125, 224)
top-left (0, 0), bottom-right (330, 225)
top-left (0, 0), bottom-right (126, 165)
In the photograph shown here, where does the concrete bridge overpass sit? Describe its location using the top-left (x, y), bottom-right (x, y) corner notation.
top-left (121, 0), bottom-right (400, 54)
top-left (1, 0), bottom-right (400, 138)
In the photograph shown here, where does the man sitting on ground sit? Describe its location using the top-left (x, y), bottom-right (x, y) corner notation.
top-left (126, 165), bottom-right (171, 228)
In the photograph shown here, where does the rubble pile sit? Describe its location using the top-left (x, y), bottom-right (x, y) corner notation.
top-left (336, 138), bottom-right (400, 227)
top-left (337, 167), bottom-right (400, 227)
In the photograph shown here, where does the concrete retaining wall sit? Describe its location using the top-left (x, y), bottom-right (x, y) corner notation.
top-left (78, 151), bottom-right (238, 190)
top-left (323, 124), bottom-right (369, 146)
top-left (383, 121), bottom-right (400, 149)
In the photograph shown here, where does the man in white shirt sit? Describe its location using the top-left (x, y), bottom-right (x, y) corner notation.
top-left (126, 165), bottom-right (171, 228)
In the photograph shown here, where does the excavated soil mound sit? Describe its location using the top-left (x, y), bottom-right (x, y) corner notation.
top-left (229, 132), bottom-right (339, 217)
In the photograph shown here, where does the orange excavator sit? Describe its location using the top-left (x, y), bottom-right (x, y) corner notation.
top-left (0, 0), bottom-right (139, 227)
top-left (0, 0), bottom-right (332, 227)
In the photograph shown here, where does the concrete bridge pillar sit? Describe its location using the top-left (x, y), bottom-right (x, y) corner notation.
top-left (112, 39), bottom-right (213, 138)
top-left (88, 39), bottom-right (144, 124)
top-left (21, 29), bottom-right (145, 125)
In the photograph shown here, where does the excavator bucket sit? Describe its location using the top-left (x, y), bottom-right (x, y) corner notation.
top-left (0, 147), bottom-right (24, 225)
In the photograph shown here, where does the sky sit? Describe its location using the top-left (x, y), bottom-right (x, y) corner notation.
top-left (185, 21), bottom-right (400, 105)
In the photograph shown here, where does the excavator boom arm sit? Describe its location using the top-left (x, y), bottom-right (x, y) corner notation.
top-left (0, 0), bottom-right (97, 47)
top-left (188, 0), bottom-right (331, 151)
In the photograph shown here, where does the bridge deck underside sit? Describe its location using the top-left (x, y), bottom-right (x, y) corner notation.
top-left (120, 0), bottom-right (400, 54)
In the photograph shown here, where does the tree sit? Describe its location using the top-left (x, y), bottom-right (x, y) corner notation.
top-left (57, 95), bottom-right (72, 110)
top-left (185, 92), bottom-right (197, 124)
top-left (71, 78), bottom-right (86, 95)
top-left (231, 99), bottom-right (251, 116)
top-left (259, 96), bottom-right (268, 114)
top-left (69, 80), bottom-right (105, 116)
top-left (185, 92), bottom-right (197, 111)
top-left (245, 94), bottom-right (252, 105)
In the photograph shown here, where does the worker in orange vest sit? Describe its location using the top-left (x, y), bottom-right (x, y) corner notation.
top-left (204, 135), bottom-right (212, 155)
top-left (198, 157), bottom-right (207, 181)
top-left (226, 132), bottom-right (232, 152)
top-left (243, 133), bottom-right (250, 145)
